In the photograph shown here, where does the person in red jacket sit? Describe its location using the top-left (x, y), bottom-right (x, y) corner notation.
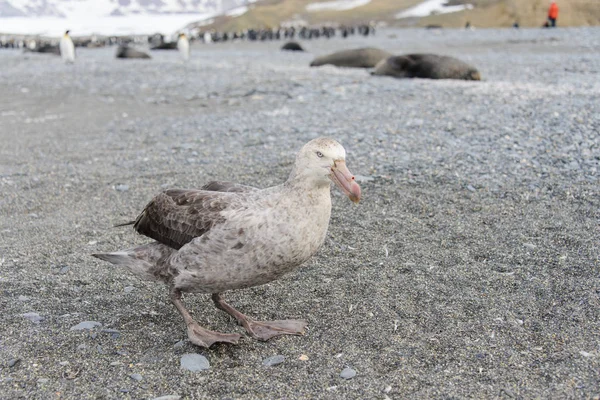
top-left (548, 1), bottom-right (559, 27)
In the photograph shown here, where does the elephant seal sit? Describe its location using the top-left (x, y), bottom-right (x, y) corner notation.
top-left (116, 46), bottom-right (151, 59)
top-left (371, 54), bottom-right (481, 81)
top-left (281, 41), bottom-right (304, 51)
top-left (24, 44), bottom-right (60, 55)
top-left (310, 47), bottom-right (392, 68)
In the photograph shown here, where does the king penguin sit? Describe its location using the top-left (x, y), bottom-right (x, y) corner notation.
top-left (177, 33), bottom-right (190, 61)
top-left (60, 30), bottom-right (75, 63)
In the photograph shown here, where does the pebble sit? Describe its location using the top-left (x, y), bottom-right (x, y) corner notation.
top-left (59, 266), bottom-right (70, 274)
top-left (124, 286), bottom-right (135, 293)
top-left (8, 359), bottom-right (21, 368)
top-left (151, 396), bottom-right (181, 400)
top-left (115, 184), bottom-right (129, 192)
top-left (340, 367), bottom-right (357, 380)
top-left (37, 378), bottom-right (49, 384)
top-left (101, 328), bottom-right (121, 339)
top-left (59, 361), bottom-right (70, 366)
top-left (579, 351), bottom-right (592, 358)
top-left (70, 321), bottom-right (102, 330)
top-left (129, 373), bottom-right (143, 381)
top-left (173, 340), bottom-right (186, 349)
top-left (180, 354), bottom-right (210, 372)
top-left (22, 312), bottom-right (44, 324)
top-left (523, 243), bottom-right (536, 250)
top-left (110, 361), bottom-right (124, 366)
top-left (18, 295), bottom-right (30, 301)
top-left (263, 355), bottom-right (285, 367)
top-left (298, 354), bottom-right (309, 361)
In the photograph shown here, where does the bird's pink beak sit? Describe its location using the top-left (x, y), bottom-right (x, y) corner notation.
top-left (330, 160), bottom-right (361, 203)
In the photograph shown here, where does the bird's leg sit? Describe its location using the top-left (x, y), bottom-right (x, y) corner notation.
top-left (169, 288), bottom-right (242, 348)
top-left (211, 293), bottom-right (307, 341)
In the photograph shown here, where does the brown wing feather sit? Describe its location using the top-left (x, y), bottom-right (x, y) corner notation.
top-left (133, 189), bottom-right (231, 250)
top-left (200, 181), bottom-right (258, 193)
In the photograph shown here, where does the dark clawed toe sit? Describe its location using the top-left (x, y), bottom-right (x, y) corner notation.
top-left (246, 319), bottom-right (308, 341)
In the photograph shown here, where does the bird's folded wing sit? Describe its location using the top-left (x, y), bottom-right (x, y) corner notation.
top-left (133, 189), bottom-right (234, 250)
top-left (200, 181), bottom-right (258, 193)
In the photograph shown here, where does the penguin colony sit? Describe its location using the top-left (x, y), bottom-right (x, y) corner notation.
top-left (11, 28), bottom-right (482, 80)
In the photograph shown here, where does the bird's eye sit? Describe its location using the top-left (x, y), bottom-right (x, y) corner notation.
top-left (316, 151), bottom-right (323, 158)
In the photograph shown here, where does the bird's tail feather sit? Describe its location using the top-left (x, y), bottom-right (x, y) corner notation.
top-left (91, 251), bottom-right (131, 265)
top-left (92, 243), bottom-right (175, 282)
top-left (114, 221), bottom-right (135, 227)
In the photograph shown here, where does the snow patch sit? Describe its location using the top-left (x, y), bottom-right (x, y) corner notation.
top-left (396, 0), bottom-right (473, 19)
top-left (306, 0), bottom-right (371, 13)
top-left (0, 14), bottom-right (214, 36)
top-left (226, 6), bottom-right (248, 17)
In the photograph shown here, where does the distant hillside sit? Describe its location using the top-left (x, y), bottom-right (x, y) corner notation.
top-left (417, 0), bottom-right (600, 28)
top-left (190, 0), bottom-right (600, 31)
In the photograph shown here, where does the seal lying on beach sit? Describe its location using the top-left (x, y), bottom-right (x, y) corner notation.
top-left (24, 44), bottom-right (60, 55)
top-left (371, 54), bottom-right (481, 80)
top-left (115, 46), bottom-right (151, 59)
top-left (281, 41), bottom-right (304, 51)
top-left (310, 47), bottom-right (392, 68)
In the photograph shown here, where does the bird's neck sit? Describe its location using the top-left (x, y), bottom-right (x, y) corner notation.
top-left (283, 172), bottom-right (332, 206)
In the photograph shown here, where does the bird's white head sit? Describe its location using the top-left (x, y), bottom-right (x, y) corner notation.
top-left (290, 137), bottom-right (361, 203)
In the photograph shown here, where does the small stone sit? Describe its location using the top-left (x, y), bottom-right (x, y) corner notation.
top-left (59, 266), bottom-right (70, 274)
top-left (384, 385), bottom-right (392, 393)
top-left (22, 312), bottom-right (43, 324)
top-left (129, 373), bottom-right (143, 381)
top-left (180, 354), bottom-right (210, 372)
top-left (467, 185), bottom-right (476, 192)
top-left (124, 286), bottom-right (135, 293)
top-left (298, 354), bottom-right (309, 361)
top-left (173, 340), bottom-right (186, 349)
top-left (579, 351), bottom-right (592, 358)
top-left (263, 355), bottom-right (285, 367)
top-left (523, 243), bottom-right (536, 250)
top-left (70, 321), bottom-right (102, 330)
top-left (76, 344), bottom-right (88, 351)
top-left (115, 184), bottom-right (129, 192)
top-left (37, 378), bottom-right (49, 384)
top-left (8, 359), bottom-right (20, 368)
top-left (340, 367), bottom-right (357, 379)
top-left (59, 361), bottom-right (70, 366)
top-left (18, 295), bottom-right (30, 301)
top-left (101, 328), bottom-right (120, 339)
top-left (151, 396), bottom-right (181, 400)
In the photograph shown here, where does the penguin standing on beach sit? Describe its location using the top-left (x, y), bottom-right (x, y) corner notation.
top-left (60, 30), bottom-right (75, 63)
top-left (177, 33), bottom-right (190, 61)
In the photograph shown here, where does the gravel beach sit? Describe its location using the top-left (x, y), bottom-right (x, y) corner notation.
top-left (1, 28), bottom-right (599, 399)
